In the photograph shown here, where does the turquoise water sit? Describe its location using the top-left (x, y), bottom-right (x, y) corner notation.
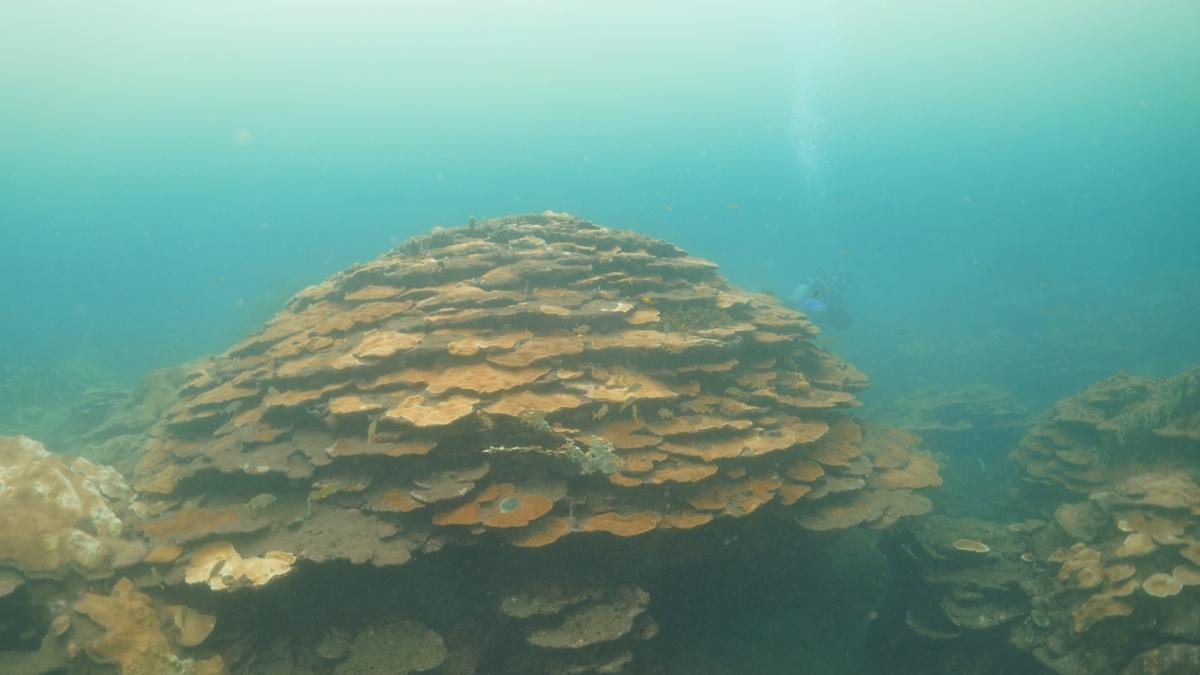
top-left (3, 2), bottom-right (1197, 408)
top-left (1, 5), bottom-right (1199, 673)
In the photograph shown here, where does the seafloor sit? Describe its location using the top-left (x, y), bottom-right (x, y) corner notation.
top-left (2, 213), bottom-right (1198, 675)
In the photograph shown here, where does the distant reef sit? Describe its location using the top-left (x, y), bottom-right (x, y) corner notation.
top-left (876, 366), bottom-right (1200, 675)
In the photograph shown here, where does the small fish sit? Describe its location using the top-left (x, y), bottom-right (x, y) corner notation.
top-left (640, 294), bottom-right (653, 304)
top-left (592, 404), bottom-right (610, 420)
top-left (631, 403), bottom-right (640, 424)
top-left (656, 407), bottom-right (674, 420)
top-left (367, 418), bottom-right (378, 442)
top-left (573, 324), bottom-right (592, 336)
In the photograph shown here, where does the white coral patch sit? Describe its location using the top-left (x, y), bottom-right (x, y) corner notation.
top-left (18, 435), bottom-right (49, 457)
top-left (39, 532), bottom-right (61, 557)
top-left (63, 530), bottom-right (106, 570)
top-left (56, 488), bottom-right (83, 512)
top-left (47, 468), bottom-right (83, 510)
top-left (90, 504), bottom-right (124, 537)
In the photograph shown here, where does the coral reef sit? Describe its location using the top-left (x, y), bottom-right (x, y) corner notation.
top-left (0, 435), bottom-right (226, 674)
top-left (0, 359), bottom-right (126, 449)
top-left (1010, 369), bottom-right (1200, 495)
top-left (331, 619), bottom-right (446, 675)
top-left (73, 367), bottom-right (188, 475)
top-left (877, 384), bottom-right (1030, 519)
top-left (3, 213), bottom-right (942, 674)
top-left (878, 384), bottom-right (1029, 450)
top-left (876, 367), bottom-right (1200, 675)
top-left (501, 582), bottom-right (655, 674)
top-left (73, 577), bottom-right (224, 675)
top-left (0, 435), bottom-right (141, 581)
top-left (0, 363), bottom-right (185, 475)
top-left (129, 212), bottom-right (939, 582)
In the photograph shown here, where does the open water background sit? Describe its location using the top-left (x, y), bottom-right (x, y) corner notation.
top-left (2, 0), bottom-right (1198, 412)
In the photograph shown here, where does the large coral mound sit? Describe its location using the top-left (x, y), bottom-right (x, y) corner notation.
top-left (131, 212), bottom-right (939, 584)
top-left (1011, 369), bottom-right (1200, 494)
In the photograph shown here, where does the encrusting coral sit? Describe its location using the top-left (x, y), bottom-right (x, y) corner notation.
top-left (73, 577), bottom-right (224, 675)
top-left (499, 580), bottom-right (656, 674)
top-left (0, 435), bottom-right (142, 581)
top-left (0, 436), bottom-right (226, 675)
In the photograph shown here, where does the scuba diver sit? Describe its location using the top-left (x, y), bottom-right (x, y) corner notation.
top-left (789, 269), bottom-right (851, 329)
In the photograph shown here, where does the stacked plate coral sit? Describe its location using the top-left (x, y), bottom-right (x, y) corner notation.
top-left (133, 212), bottom-right (940, 580)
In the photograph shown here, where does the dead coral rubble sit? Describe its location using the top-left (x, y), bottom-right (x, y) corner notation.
top-left (130, 212), bottom-right (940, 588)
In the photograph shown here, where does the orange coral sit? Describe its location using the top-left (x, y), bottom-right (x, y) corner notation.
top-left (511, 517), bottom-right (573, 548)
top-left (74, 577), bottom-right (224, 675)
top-left (582, 512), bottom-right (662, 537)
top-left (385, 395), bottom-right (478, 427)
top-left (130, 212), bottom-right (939, 585)
top-left (482, 494), bottom-right (555, 528)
